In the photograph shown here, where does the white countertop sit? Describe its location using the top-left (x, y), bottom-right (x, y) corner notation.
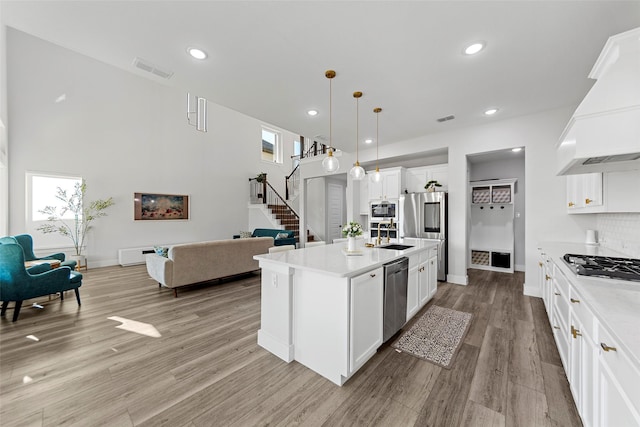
top-left (539, 242), bottom-right (640, 368)
top-left (254, 238), bottom-right (439, 278)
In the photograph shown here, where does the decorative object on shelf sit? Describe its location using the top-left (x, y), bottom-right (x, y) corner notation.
top-left (186, 92), bottom-right (207, 132)
top-left (255, 172), bottom-right (267, 183)
top-left (134, 193), bottom-right (189, 220)
top-left (321, 70), bottom-right (340, 173)
top-left (349, 91), bottom-right (366, 181)
top-left (371, 107), bottom-right (383, 183)
top-left (342, 221), bottom-right (363, 252)
top-left (37, 179), bottom-right (115, 263)
top-left (425, 180), bottom-right (442, 192)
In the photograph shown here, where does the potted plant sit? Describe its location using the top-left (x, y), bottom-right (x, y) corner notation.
top-left (37, 179), bottom-right (114, 267)
top-left (255, 172), bottom-right (267, 183)
top-left (425, 180), bottom-right (442, 192)
top-left (342, 221), bottom-right (363, 252)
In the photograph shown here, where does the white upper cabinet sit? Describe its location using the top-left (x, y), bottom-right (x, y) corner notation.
top-left (566, 173), bottom-right (604, 213)
top-left (405, 164), bottom-right (449, 193)
top-left (368, 167), bottom-right (405, 201)
top-left (566, 169), bottom-right (640, 214)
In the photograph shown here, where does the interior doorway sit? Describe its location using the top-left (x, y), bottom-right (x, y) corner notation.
top-left (466, 148), bottom-right (526, 273)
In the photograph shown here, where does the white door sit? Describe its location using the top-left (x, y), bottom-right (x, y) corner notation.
top-left (328, 183), bottom-right (345, 243)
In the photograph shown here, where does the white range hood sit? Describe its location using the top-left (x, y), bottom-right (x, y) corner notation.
top-left (557, 27), bottom-right (640, 175)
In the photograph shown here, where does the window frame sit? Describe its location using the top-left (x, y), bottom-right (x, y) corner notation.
top-left (261, 126), bottom-right (283, 164)
top-left (26, 171), bottom-right (83, 224)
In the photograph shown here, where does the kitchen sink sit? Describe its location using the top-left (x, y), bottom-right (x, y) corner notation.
top-left (379, 244), bottom-right (414, 250)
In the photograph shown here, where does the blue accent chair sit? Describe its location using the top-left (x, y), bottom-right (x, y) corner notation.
top-left (0, 243), bottom-right (83, 322)
top-left (13, 234), bottom-right (77, 271)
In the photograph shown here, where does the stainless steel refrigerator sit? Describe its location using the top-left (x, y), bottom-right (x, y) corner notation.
top-left (399, 192), bottom-right (448, 281)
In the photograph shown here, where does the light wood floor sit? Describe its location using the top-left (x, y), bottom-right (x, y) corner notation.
top-left (0, 266), bottom-right (582, 427)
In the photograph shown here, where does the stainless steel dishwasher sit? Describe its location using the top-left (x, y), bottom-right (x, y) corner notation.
top-left (383, 257), bottom-right (409, 342)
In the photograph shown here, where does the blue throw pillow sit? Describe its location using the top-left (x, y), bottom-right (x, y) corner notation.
top-left (275, 232), bottom-right (290, 240)
top-left (154, 246), bottom-right (169, 257)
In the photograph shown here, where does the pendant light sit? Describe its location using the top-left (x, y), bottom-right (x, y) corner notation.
top-left (321, 70), bottom-right (340, 173)
top-left (371, 107), bottom-right (382, 183)
top-left (349, 91), bottom-right (366, 180)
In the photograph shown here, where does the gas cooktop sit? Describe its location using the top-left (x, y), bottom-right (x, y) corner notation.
top-left (563, 254), bottom-right (640, 282)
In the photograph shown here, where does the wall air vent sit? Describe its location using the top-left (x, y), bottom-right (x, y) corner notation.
top-left (582, 153), bottom-right (640, 165)
top-left (436, 115), bottom-right (455, 123)
top-left (132, 57), bottom-right (174, 80)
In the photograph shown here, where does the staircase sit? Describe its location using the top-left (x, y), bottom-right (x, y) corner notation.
top-left (249, 175), bottom-right (315, 243)
top-left (267, 204), bottom-right (315, 243)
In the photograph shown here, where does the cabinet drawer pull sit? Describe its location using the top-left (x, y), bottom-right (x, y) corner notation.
top-left (370, 273), bottom-right (376, 278)
top-left (553, 326), bottom-right (561, 330)
top-left (554, 292), bottom-right (560, 296)
top-left (570, 298), bottom-right (580, 304)
top-left (600, 343), bottom-right (617, 352)
top-left (585, 198), bottom-right (592, 205)
top-left (568, 202), bottom-right (575, 207)
top-left (571, 325), bottom-right (582, 339)
top-left (546, 275), bottom-right (551, 281)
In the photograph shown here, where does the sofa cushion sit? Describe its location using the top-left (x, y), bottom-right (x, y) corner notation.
top-left (239, 231), bottom-right (253, 239)
top-left (275, 232), bottom-right (290, 240)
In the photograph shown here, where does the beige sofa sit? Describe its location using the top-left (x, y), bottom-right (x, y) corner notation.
top-left (145, 237), bottom-right (273, 296)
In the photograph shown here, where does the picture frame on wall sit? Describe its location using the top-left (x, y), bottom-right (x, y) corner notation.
top-left (134, 193), bottom-right (189, 220)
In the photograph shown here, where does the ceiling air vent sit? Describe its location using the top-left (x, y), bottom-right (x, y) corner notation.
top-left (132, 57), bottom-right (174, 80)
top-left (436, 115), bottom-right (455, 123)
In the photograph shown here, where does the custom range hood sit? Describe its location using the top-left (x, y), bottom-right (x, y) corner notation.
top-left (557, 27), bottom-right (640, 175)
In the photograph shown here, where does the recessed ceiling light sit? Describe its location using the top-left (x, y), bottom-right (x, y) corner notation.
top-left (512, 147), bottom-right (522, 152)
top-left (484, 108), bottom-right (499, 116)
top-left (307, 110), bottom-right (318, 116)
top-left (464, 42), bottom-right (485, 55)
top-left (365, 139), bottom-right (373, 144)
top-left (187, 47), bottom-right (207, 60)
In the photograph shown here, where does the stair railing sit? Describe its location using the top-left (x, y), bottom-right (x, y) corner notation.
top-left (249, 175), bottom-right (299, 220)
top-left (285, 163), bottom-right (300, 200)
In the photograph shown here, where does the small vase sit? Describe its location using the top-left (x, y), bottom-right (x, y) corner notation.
top-left (347, 236), bottom-right (357, 252)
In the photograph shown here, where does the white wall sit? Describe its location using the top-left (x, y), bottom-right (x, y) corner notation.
top-left (0, 20), bottom-right (8, 236)
top-left (469, 156), bottom-right (526, 270)
top-left (379, 107), bottom-right (596, 294)
top-left (6, 28), bottom-right (297, 266)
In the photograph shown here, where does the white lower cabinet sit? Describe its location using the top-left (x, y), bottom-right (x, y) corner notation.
top-left (406, 247), bottom-right (438, 322)
top-left (349, 267), bottom-right (383, 373)
top-left (542, 253), bottom-right (640, 427)
top-left (427, 249), bottom-right (437, 299)
top-left (596, 324), bottom-right (640, 427)
top-left (406, 255), bottom-right (420, 321)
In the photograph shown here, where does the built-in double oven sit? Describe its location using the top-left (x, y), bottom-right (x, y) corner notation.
top-left (370, 201), bottom-right (399, 241)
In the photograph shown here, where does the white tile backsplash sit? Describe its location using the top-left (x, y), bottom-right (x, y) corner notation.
top-left (597, 213), bottom-right (640, 258)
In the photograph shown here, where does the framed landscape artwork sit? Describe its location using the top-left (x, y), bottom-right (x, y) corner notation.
top-left (134, 193), bottom-right (189, 220)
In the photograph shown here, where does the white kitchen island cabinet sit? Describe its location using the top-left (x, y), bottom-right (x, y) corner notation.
top-left (254, 239), bottom-right (438, 386)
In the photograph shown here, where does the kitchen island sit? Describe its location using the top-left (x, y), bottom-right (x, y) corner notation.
top-left (254, 238), bottom-right (439, 386)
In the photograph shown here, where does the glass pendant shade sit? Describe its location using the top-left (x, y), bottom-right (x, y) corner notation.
top-left (371, 168), bottom-right (382, 183)
top-left (349, 91), bottom-right (365, 180)
top-left (322, 149), bottom-right (340, 173)
top-left (322, 70), bottom-right (340, 174)
top-left (350, 162), bottom-right (366, 180)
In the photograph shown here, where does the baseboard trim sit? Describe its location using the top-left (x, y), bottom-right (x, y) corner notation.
top-left (523, 283), bottom-right (542, 297)
top-left (446, 274), bottom-right (468, 285)
top-left (258, 329), bottom-right (294, 363)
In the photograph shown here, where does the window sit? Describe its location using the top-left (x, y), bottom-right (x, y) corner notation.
top-left (261, 127), bottom-right (282, 164)
top-left (27, 172), bottom-right (82, 222)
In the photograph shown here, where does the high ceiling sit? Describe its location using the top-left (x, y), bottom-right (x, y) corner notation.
top-left (3, 1), bottom-right (640, 152)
